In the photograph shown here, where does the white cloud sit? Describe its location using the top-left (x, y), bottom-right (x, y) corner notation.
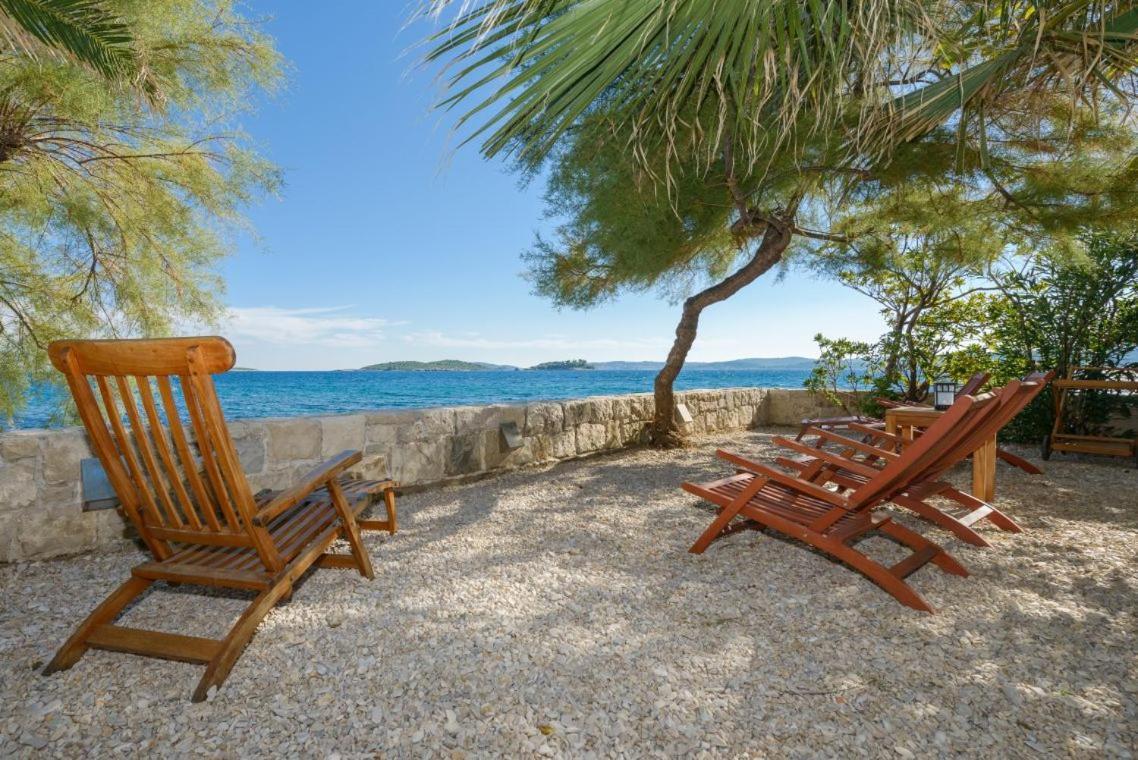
top-left (224, 306), bottom-right (400, 349)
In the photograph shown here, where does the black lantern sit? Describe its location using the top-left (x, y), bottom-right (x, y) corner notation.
top-left (933, 377), bottom-right (958, 410)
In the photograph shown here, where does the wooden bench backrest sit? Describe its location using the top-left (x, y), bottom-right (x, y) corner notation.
top-left (850, 390), bottom-right (1002, 508)
top-left (49, 337), bottom-right (280, 569)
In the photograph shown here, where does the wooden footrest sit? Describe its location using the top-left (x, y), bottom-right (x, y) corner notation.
top-left (890, 546), bottom-right (938, 579)
top-left (957, 505), bottom-right (995, 527)
top-left (316, 553), bottom-right (362, 569)
top-left (358, 519), bottom-right (393, 531)
top-left (87, 624), bottom-right (222, 664)
top-left (133, 562), bottom-right (272, 591)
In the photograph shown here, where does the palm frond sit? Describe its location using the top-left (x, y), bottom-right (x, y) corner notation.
top-left (0, 0), bottom-right (137, 81)
top-left (872, 2), bottom-right (1138, 150)
top-left (422, 0), bottom-right (928, 172)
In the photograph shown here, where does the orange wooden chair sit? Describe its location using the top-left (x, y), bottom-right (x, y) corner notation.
top-left (42, 337), bottom-right (397, 702)
top-left (778, 373), bottom-right (1051, 546)
top-left (683, 390), bottom-right (1006, 611)
top-left (794, 372), bottom-right (990, 441)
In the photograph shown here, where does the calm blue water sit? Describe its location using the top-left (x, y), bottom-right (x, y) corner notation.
top-left (8, 369), bottom-right (812, 430)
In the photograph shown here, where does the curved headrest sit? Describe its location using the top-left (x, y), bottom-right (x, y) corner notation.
top-left (48, 336), bottom-right (237, 377)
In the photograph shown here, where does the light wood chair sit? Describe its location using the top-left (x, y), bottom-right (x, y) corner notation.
top-left (42, 336), bottom-right (397, 701)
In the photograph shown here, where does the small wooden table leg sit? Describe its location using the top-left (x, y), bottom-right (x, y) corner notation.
top-left (972, 435), bottom-right (997, 502)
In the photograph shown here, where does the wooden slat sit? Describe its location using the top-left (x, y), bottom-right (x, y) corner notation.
top-left (957, 505), bottom-right (995, 527)
top-left (147, 526), bottom-right (254, 547)
top-left (158, 376), bottom-right (221, 532)
top-left (890, 546), bottom-right (938, 579)
top-left (1052, 433), bottom-right (1136, 443)
top-left (116, 375), bottom-right (183, 528)
top-left (95, 376), bottom-right (169, 530)
top-left (181, 372), bottom-right (242, 532)
top-left (86, 624), bottom-right (222, 664)
top-left (132, 561), bottom-right (271, 591)
top-left (136, 377), bottom-right (202, 530)
top-left (1052, 379), bottom-right (1138, 391)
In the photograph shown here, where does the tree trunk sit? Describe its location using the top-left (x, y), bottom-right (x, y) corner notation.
top-left (649, 223), bottom-right (793, 446)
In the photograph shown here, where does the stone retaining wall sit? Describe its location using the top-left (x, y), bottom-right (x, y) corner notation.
top-left (0, 388), bottom-right (845, 563)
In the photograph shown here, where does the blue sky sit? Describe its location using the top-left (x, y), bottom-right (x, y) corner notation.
top-left (219, 3), bottom-right (885, 370)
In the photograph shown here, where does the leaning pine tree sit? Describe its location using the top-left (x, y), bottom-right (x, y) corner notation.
top-left (423, 0), bottom-right (1138, 445)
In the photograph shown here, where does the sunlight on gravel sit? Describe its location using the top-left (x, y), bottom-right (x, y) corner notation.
top-left (1, 428), bottom-right (1135, 757)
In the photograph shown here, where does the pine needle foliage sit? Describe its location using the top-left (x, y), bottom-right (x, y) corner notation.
top-left (0, 0), bottom-right (281, 423)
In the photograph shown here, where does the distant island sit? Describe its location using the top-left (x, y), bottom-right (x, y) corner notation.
top-left (359, 360), bottom-right (517, 372)
top-left (232, 366), bottom-right (259, 372)
top-left (528, 359), bottom-right (594, 371)
top-left (354, 356), bottom-right (819, 372)
top-left (592, 357), bottom-right (818, 371)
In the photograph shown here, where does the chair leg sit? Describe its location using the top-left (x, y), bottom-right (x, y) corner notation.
top-left (359, 487), bottom-right (398, 534)
top-left (942, 487), bottom-right (1023, 533)
top-left (328, 479), bottom-right (374, 580)
top-left (383, 488), bottom-right (397, 534)
top-left (192, 581), bottom-right (292, 703)
top-left (997, 447), bottom-right (1043, 475)
top-left (875, 518), bottom-right (969, 577)
top-left (892, 493), bottom-right (992, 547)
top-left (825, 540), bottom-right (936, 613)
top-left (43, 576), bottom-right (153, 675)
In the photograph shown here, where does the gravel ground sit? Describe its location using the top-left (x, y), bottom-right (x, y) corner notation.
top-left (1, 427), bottom-right (1136, 758)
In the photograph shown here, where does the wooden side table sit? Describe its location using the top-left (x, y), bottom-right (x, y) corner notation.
top-left (884, 406), bottom-right (997, 502)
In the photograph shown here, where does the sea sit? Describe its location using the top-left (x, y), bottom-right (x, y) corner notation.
top-left (8, 368), bottom-right (813, 430)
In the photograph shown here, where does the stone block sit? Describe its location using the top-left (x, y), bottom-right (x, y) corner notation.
top-left (15, 499), bottom-right (96, 560)
top-left (575, 422), bottom-right (610, 454)
top-left (265, 419), bottom-right (322, 462)
top-left (389, 438), bottom-right (447, 485)
top-left (348, 454), bottom-right (389, 482)
top-left (0, 460), bottom-right (37, 513)
top-left (42, 431), bottom-right (90, 485)
top-left (321, 414), bottom-right (366, 458)
top-left (454, 404), bottom-right (526, 433)
top-left (524, 402), bottom-right (564, 436)
top-left (563, 397), bottom-right (613, 426)
top-left (92, 508), bottom-right (134, 548)
top-left (447, 431), bottom-right (483, 476)
top-left (229, 421), bottom-right (266, 474)
top-left (364, 418), bottom-right (399, 452)
top-left (0, 432), bottom-right (40, 463)
top-left (395, 408), bottom-right (454, 444)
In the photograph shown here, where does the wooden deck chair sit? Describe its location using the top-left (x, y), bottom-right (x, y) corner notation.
top-left (42, 337), bottom-right (398, 702)
top-left (683, 391), bottom-right (1004, 612)
top-left (777, 373), bottom-right (1051, 546)
top-left (847, 371), bottom-right (1044, 475)
top-left (794, 372), bottom-right (990, 441)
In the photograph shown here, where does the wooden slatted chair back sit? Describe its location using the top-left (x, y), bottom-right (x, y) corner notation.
top-left (49, 337), bottom-right (281, 570)
top-left (958, 371), bottom-right (991, 397)
top-left (849, 390), bottom-right (1003, 509)
top-left (947, 373), bottom-right (1046, 464)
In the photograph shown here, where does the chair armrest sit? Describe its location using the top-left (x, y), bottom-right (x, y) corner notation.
top-left (848, 423), bottom-right (902, 448)
top-left (252, 450), bottom-right (362, 527)
top-left (715, 449), bottom-right (850, 506)
top-left (770, 437), bottom-right (884, 478)
top-left (798, 427), bottom-right (898, 460)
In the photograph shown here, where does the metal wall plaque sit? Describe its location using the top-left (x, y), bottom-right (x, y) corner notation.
top-left (499, 421), bottom-right (524, 450)
top-left (80, 458), bottom-right (119, 512)
top-left (674, 403), bottom-right (694, 425)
